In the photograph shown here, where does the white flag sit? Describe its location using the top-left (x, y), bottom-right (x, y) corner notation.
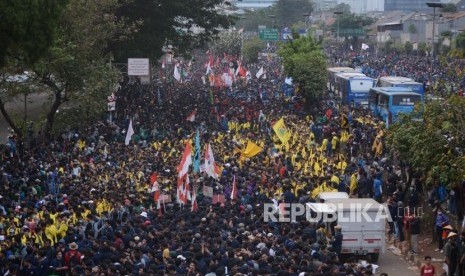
top-left (124, 119), bottom-right (134, 146)
top-left (256, 67), bottom-right (264, 79)
top-left (174, 64), bottom-right (181, 81)
top-left (361, 43), bottom-right (370, 50)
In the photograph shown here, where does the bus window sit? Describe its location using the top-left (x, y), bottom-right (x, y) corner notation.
top-left (392, 95), bottom-right (421, 106)
top-left (379, 94), bottom-right (388, 108)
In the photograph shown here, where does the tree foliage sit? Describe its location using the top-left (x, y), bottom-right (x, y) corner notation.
top-left (330, 3), bottom-right (351, 14)
top-left (112, 0), bottom-right (235, 62)
top-left (242, 37), bottom-right (265, 64)
top-left (456, 31), bottom-right (465, 53)
top-left (442, 3), bottom-right (457, 13)
top-left (209, 31), bottom-right (242, 58)
top-left (0, 0), bottom-right (128, 140)
top-left (0, 0), bottom-right (67, 67)
top-left (333, 13), bottom-right (375, 35)
top-left (274, 0), bottom-right (313, 28)
top-left (387, 96), bottom-right (465, 187)
top-left (278, 33), bottom-right (326, 105)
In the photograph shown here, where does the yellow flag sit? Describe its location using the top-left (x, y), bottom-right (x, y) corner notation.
top-left (272, 118), bottom-right (291, 144)
top-left (241, 141), bottom-right (263, 159)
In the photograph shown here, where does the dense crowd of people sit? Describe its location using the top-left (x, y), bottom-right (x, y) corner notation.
top-left (0, 44), bottom-right (462, 276)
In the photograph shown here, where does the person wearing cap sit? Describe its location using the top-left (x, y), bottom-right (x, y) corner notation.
top-left (444, 231), bottom-right (459, 276)
top-left (64, 242), bottom-right (82, 269)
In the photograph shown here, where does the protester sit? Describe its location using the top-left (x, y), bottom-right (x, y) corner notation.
top-left (0, 44), bottom-right (405, 275)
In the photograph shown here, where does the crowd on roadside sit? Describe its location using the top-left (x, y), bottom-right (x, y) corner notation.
top-left (0, 44), bottom-right (459, 276)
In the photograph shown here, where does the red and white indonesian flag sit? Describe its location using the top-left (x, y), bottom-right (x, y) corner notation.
top-left (230, 175), bottom-right (237, 200)
top-left (187, 110), bottom-right (196, 122)
top-left (204, 143), bottom-right (220, 179)
top-left (191, 187), bottom-right (198, 212)
top-left (177, 142), bottom-right (192, 178)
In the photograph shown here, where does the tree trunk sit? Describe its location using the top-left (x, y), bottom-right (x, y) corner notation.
top-left (0, 100), bottom-right (22, 138)
top-left (44, 90), bottom-right (62, 141)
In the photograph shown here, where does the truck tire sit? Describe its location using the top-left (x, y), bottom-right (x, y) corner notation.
top-left (370, 253), bottom-right (379, 263)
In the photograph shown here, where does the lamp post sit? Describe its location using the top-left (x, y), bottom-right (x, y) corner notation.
top-left (303, 13), bottom-right (311, 36)
top-left (333, 11), bottom-right (343, 42)
top-left (426, 2), bottom-right (444, 60)
top-left (426, 2), bottom-right (444, 90)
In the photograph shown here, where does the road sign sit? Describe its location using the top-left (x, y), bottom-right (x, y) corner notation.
top-left (107, 101), bottom-right (116, 111)
top-left (128, 58), bottom-right (150, 76)
top-left (258, 29), bottom-right (279, 41)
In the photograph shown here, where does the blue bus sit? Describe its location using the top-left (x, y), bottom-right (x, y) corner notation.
top-left (377, 76), bottom-right (425, 96)
top-left (369, 87), bottom-right (423, 125)
top-left (327, 67), bottom-right (355, 92)
top-left (334, 72), bottom-right (376, 106)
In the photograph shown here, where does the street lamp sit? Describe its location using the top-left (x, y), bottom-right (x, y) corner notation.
top-left (333, 11), bottom-right (343, 42)
top-left (426, 2), bottom-right (444, 60)
top-left (426, 2), bottom-right (444, 90)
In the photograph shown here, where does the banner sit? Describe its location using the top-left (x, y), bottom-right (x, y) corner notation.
top-left (272, 118), bottom-right (291, 144)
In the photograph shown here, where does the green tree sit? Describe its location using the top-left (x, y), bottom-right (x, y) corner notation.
top-left (0, 0), bottom-right (67, 67)
top-left (209, 31), bottom-right (242, 58)
top-left (441, 3), bottom-right (457, 13)
top-left (242, 37), bottom-right (265, 64)
top-left (112, 0), bottom-right (235, 62)
top-left (1, 0), bottom-right (129, 140)
top-left (418, 41), bottom-right (428, 56)
top-left (456, 31), bottom-right (465, 52)
top-left (274, 0), bottom-right (314, 28)
top-left (330, 3), bottom-right (352, 14)
top-left (408, 24), bottom-right (417, 34)
top-left (278, 33), bottom-right (326, 106)
top-left (387, 95), bottom-right (465, 188)
top-left (405, 41), bottom-right (413, 55)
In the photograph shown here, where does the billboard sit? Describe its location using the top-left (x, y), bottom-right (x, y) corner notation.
top-left (128, 58), bottom-right (150, 76)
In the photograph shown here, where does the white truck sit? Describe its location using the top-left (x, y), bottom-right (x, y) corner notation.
top-left (307, 198), bottom-right (387, 263)
top-left (315, 192), bottom-right (349, 202)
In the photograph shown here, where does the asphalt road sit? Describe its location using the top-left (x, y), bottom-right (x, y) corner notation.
top-left (377, 249), bottom-right (419, 276)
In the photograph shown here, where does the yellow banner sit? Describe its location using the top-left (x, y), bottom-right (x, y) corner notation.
top-left (241, 141), bottom-right (263, 159)
top-left (272, 118), bottom-right (291, 144)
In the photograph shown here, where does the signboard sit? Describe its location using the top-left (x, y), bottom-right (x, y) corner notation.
top-left (128, 58), bottom-right (150, 76)
top-left (107, 93), bottom-right (116, 111)
top-left (259, 29), bottom-right (279, 41)
top-left (107, 101), bottom-right (116, 111)
top-left (212, 194), bottom-right (225, 204)
top-left (159, 194), bottom-right (172, 203)
top-left (202, 186), bottom-right (213, 198)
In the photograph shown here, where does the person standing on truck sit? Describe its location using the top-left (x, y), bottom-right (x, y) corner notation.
top-left (331, 225), bottom-right (343, 256)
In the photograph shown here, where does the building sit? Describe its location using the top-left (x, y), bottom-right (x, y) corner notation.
top-left (339, 0), bottom-right (367, 14)
top-left (385, 0), bottom-right (441, 12)
top-left (234, 0), bottom-right (278, 9)
top-left (367, 0), bottom-right (385, 12)
top-left (313, 0), bottom-right (338, 11)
